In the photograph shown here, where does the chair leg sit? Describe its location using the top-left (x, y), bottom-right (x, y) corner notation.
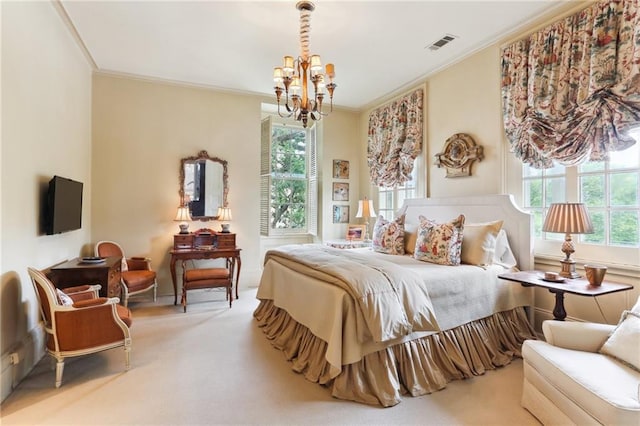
top-left (54, 357), bottom-right (65, 388)
top-left (124, 346), bottom-right (131, 371)
top-left (152, 281), bottom-right (157, 302)
top-left (228, 284), bottom-right (232, 308)
top-left (182, 288), bottom-right (187, 313)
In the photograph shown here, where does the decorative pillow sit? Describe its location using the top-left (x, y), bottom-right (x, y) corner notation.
top-left (413, 214), bottom-right (465, 265)
top-left (599, 310), bottom-right (640, 371)
top-left (404, 223), bottom-right (418, 254)
top-left (372, 214), bottom-right (405, 255)
top-left (461, 220), bottom-right (503, 266)
top-left (492, 229), bottom-right (517, 267)
top-left (56, 288), bottom-right (73, 306)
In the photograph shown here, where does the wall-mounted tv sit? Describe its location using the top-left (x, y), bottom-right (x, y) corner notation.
top-left (45, 175), bottom-right (83, 235)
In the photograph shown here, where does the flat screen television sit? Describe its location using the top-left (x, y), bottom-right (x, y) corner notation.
top-left (45, 175), bottom-right (83, 235)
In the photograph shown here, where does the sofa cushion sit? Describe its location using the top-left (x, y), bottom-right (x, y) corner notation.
top-left (523, 340), bottom-right (640, 425)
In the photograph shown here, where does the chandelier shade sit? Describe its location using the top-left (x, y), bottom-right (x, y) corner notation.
top-left (272, 1), bottom-right (336, 128)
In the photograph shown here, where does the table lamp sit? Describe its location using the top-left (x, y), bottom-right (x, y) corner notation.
top-left (356, 197), bottom-right (376, 241)
top-left (174, 206), bottom-right (192, 234)
top-left (217, 207), bottom-right (233, 233)
top-left (542, 202), bottom-right (593, 278)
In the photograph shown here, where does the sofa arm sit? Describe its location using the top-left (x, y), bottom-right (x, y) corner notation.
top-left (542, 320), bottom-right (615, 353)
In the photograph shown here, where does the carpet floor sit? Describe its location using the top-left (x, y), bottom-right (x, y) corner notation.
top-left (1, 287), bottom-right (540, 425)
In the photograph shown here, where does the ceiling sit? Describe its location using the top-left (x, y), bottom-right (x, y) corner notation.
top-left (59, 1), bottom-right (570, 111)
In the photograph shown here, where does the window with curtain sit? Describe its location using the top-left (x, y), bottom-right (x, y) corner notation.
top-left (501, 0), bottom-right (640, 169)
top-left (367, 88), bottom-right (423, 188)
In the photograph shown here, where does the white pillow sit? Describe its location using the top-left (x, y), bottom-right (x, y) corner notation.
top-left (599, 308), bottom-right (640, 371)
top-left (56, 288), bottom-right (73, 306)
top-left (492, 229), bottom-right (517, 268)
top-left (461, 220), bottom-right (503, 266)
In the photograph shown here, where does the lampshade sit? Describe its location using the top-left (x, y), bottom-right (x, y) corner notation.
top-left (542, 203), bottom-right (593, 234)
top-left (217, 207), bottom-right (233, 222)
top-left (174, 206), bottom-right (192, 222)
top-left (356, 198), bottom-right (376, 218)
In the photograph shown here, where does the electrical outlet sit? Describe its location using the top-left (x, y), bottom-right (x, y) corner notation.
top-left (9, 353), bottom-right (19, 364)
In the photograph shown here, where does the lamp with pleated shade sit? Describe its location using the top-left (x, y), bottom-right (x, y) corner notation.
top-left (356, 197), bottom-right (376, 242)
top-left (217, 207), bottom-right (233, 233)
top-left (174, 206), bottom-right (192, 234)
top-left (542, 203), bottom-right (593, 278)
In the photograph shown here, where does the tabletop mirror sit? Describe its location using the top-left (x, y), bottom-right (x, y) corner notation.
top-left (179, 150), bottom-right (228, 221)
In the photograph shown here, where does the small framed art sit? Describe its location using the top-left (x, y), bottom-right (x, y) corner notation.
top-left (346, 224), bottom-right (366, 241)
top-left (332, 182), bottom-right (349, 201)
top-left (333, 205), bottom-right (349, 223)
top-left (333, 160), bottom-right (350, 179)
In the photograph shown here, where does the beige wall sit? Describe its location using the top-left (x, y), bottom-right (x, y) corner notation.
top-left (1, 1), bottom-right (93, 400)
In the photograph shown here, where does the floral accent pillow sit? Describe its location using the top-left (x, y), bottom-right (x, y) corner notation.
top-left (372, 214), bottom-right (406, 255)
top-left (414, 214), bottom-right (465, 265)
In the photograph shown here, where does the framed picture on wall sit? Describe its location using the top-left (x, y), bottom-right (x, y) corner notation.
top-left (346, 224), bottom-right (366, 241)
top-left (333, 160), bottom-right (349, 179)
top-left (332, 182), bottom-right (349, 201)
top-left (333, 205), bottom-right (349, 223)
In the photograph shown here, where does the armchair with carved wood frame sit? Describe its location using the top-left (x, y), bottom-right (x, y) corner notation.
top-left (95, 241), bottom-right (157, 307)
top-left (28, 267), bottom-right (132, 388)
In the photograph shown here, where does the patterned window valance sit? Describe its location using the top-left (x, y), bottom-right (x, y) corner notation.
top-left (367, 89), bottom-right (423, 187)
top-left (501, 0), bottom-right (640, 169)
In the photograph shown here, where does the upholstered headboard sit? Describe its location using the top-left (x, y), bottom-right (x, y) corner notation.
top-left (398, 194), bottom-right (533, 271)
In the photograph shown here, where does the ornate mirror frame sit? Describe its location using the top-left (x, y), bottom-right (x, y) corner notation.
top-left (179, 150), bottom-right (228, 221)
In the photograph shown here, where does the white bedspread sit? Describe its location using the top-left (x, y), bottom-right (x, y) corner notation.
top-left (257, 245), bottom-right (532, 374)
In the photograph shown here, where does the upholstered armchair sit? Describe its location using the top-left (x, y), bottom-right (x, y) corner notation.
top-left (28, 267), bottom-right (132, 388)
top-left (95, 241), bottom-right (157, 307)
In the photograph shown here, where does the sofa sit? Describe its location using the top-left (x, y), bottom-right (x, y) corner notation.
top-left (522, 300), bottom-right (640, 425)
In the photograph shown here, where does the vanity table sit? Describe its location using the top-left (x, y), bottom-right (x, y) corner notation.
top-left (169, 230), bottom-right (241, 305)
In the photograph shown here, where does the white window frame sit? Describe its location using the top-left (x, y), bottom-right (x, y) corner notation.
top-left (520, 129), bottom-right (640, 269)
top-left (377, 156), bottom-right (424, 220)
top-left (260, 116), bottom-right (317, 237)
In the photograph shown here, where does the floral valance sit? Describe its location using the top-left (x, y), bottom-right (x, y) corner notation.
top-left (501, 0), bottom-right (640, 169)
top-left (367, 89), bottom-right (423, 187)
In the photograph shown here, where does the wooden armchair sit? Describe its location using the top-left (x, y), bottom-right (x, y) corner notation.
top-left (28, 267), bottom-right (132, 388)
top-left (95, 241), bottom-right (157, 307)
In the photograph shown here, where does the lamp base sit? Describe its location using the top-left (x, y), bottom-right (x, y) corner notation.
top-left (220, 223), bottom-right (231, 233)
top-left (178, 223), bottom-right (189, 234)
top-left (559, 259), bottom-right (580, 279)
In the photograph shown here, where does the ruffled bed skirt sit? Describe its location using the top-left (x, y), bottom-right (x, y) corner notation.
top-left (254, 299), bottom-right (536, 407)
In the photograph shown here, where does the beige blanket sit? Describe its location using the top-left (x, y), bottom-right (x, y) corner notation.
top-left (263, 244), bottom-right (439, 343)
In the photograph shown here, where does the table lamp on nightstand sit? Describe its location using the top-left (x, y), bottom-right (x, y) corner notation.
top-left (542, 202), bottom-right (593, 279)
top-left (174, 205), bottom-right (192, 234)
top-left (356, 197), bottom-right (376, 242)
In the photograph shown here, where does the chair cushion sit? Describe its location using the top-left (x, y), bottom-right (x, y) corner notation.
top-left (122, 270), bottom-right (156, 292)
top-left (523, 339), bottom-right (640, 425)
top-left (185, 268), bottom-right (229, 281)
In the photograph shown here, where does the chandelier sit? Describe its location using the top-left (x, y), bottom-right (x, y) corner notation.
top-left (272, 1), bottom-right (336, 128)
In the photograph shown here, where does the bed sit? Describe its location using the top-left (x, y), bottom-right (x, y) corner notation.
top-left (254, 194), bottom-right (536, 406)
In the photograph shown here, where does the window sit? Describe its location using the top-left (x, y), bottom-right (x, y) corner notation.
top-left (260, 116), bottom-right (317, 236)
top-left (377, 159), bottom-right (421, 221)
top-left (523, 129), bottom-right (640, 250)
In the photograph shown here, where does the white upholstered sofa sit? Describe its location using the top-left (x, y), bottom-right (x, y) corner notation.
top-left (522, 301), bottom-right (640, 426)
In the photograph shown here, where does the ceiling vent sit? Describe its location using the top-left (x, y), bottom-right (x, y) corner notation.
top-left (427, 34), bottom-right (458, 51)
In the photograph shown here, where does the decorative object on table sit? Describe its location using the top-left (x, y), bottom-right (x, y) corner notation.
top-left (355, 197), bottom-right (376, 241)
top-left (584, 264), bottom-right (607, 287)
top-left (542, 203), bottom-right (594, 279)
top-left (333, 160), bottom-right (349, 179)
top-left (332, 182), bottom-right (349, 201)
top-left (174, 205), bottom-right (192, 234)
top-left (217, 207), bottom-right (233, 233)
top-left (346, 224), bottom-right (366, 241)
top-left (332, 205), bottom-right (349, 224)
top-left (271, 1), bottom-right (336, 128)
top-left (434, 133), bottom-right (483, 178)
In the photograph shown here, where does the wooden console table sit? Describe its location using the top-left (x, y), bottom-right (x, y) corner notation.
top-left (169, 230), bottom-right (241, 305)
top-left (499, 270), bottom-right (633, 321)
top-left (47, 256), bottom-right (122, 299)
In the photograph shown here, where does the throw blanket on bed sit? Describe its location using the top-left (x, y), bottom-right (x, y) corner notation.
top-left (263, 244), bottom-right (439, 343)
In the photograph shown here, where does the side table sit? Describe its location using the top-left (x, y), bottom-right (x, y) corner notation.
top-left (499, 270), bottom-right (633, 321)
